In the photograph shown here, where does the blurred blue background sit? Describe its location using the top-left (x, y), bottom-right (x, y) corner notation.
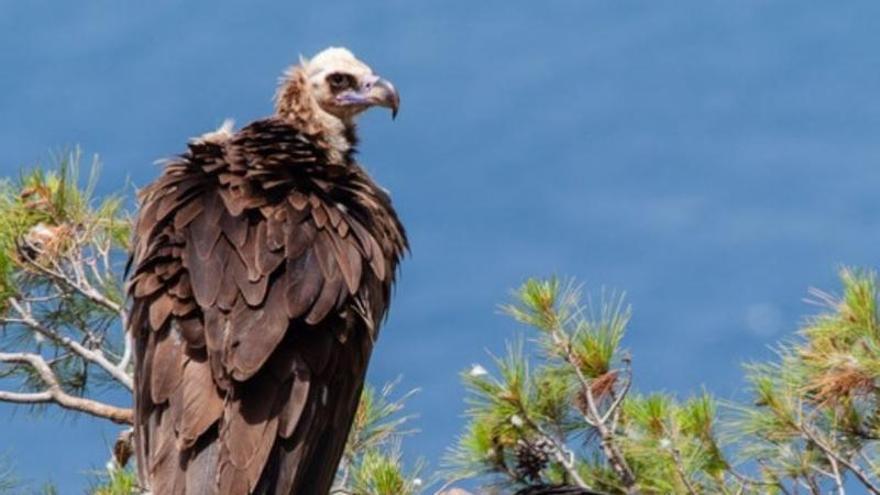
top-left (2, 0), bottom-right (880, 490)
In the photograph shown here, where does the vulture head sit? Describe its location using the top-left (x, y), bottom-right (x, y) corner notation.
top-left (276, 47), bottom-right (400, 130)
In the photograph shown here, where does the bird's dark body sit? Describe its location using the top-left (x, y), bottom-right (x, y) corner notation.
top-left (127, 117), bottom-right (407, 494)
top-left (514, 486), bottom-right (606, 495)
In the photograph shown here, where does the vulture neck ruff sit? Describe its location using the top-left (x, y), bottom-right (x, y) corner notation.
top-left (275, 66), bottom-right (354, 165)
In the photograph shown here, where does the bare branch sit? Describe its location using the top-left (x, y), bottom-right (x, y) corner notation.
top-left (517, 408), bottom-right (589, 489)
top-left (824, 454), bottom-right (845, 495)
top-left (668, 444), bottom-right (698, 495)
top-left (18, 243), bottom-right (123, 315)
top-left (0, 390), bottom-right (53, 402)
top-left (0, 352), bottom-right (132, 424)
top-left (727, 465), bottom-right (788, 494)
top-left (546, 325), bottom-right (636, 491)
top-left (799, 422), bottom-right (880, 495)
top-left (599, 372), bottom-right (631, 424)
top-left (4, 297), bottom-right (133, 390)
top-left (117, 333), bottom-right (133, 374)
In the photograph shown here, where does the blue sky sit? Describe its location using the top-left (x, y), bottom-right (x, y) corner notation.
top-left (2, 1), bottom-right (880, 490)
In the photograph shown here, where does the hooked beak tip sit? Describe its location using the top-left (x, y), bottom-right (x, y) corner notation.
top-left (374, 77), bottom-right (400, 120)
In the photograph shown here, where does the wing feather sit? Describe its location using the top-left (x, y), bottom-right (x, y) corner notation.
top-left (191, 194), bottom-right (223, 260)
top-left (218, 371), bottom-right (281, 493)
top-left (173, 198), bottom-right (204, 230)
top-left (230, 247), bottom-right (269, 306)
top-left (177, 354), bottom-right (224, 449)
top-left (225, 280), bottom-right (289, 381)
top-left (285, 249), bottom-right (323, 319)
top-left (149, 328), bottom-right (183, 404)
top-left (148, 292), bottom-right (175, 331)
top-left (184, 228), bottom-right (227, 308)
top-left (220, 208), bottom-right (248, 248)
top-left (255, 221), bottom-right (285, 276)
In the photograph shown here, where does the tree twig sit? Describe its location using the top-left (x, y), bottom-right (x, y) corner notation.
top-left (0, 352), bottom-right (132, 424)
top-left (517, 408), bottom-right (590, 489)
top-left (4, 297), bottom-right (133, 390)
top-left (546, 326), bottom-right (636, 491)
top-left (668, 443), bottom-right (698, 495)
top-left (19, 245), bottom-right (123, 315)
top-left (799, 422), bottom-right (880, 495)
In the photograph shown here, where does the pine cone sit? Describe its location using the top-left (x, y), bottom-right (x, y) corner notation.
top-left (513, 438), bottom-right (551, 482)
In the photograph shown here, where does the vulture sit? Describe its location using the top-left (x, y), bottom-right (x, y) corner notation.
top-left (127, 47), bottom-right (407, 494)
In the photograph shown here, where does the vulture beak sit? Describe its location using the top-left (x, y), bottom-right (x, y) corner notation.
top-left (340, 76), bottom-right (400, 119)
top-left (370, 78), bottom-right (400, 119)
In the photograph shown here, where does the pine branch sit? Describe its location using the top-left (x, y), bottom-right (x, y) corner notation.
top-left (3, 297), bottom-right (132, 390)
top-left (798, 422), bottom-right (880, 495)
top-left (546, 318), bottom-right (636, 491)
top-left (0, 351), bottom-right (132, 424)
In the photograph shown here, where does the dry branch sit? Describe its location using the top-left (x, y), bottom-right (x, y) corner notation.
top-left (0, 352), bottom-right (132, 424)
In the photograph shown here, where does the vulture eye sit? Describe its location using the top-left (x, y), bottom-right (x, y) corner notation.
top-left (327, 72), bottom-right (354, 91)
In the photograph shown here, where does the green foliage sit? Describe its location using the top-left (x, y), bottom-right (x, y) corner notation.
top-left (335, 381), bottom-right (424, 495)
top-left (0, 455), bottom-right (19, 493)
top-left (726, 268), bottom-right (880, 493)
top-left (620, 392), bottom-right (728, 494)
top-left (348, 446), bottom-right (424, 495)
top-left (88, 468), bottom-right (137, 495)
top-left (0, 150), bottom-right (130, 404)
top-left (448, 278), bottom-right (646, 492)
top-left (447, 271), bottom-right (880, 494)
top-left (0, 150), bottom-right (128, 308)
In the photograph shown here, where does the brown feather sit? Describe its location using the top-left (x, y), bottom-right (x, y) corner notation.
top-left (149, 328), bottom-right (183, 404)
top-left (255, 221), bottom-right (286, 276)
top-left (285, 215), bottom-right (316, 260)
top-left (216, 252), bottom-right (240, 312)
top-left (184, 429), bottom-right (220, 495)
top-left (284, 250), bottom-right (324, 319)
top-left (173, 198), bottom-right (204, 230)
top-left (347, 217), bottom-right (374, 259)
top-left (201, 307), bottom-right (230, 390)
top-left (220, 208), bottom-right (248, 248)
top-left (337, 218), bottom-right (350, 237)
top-left (278, 363), bottom-right (310, 438)
top-left (327, 204), bottom-right (342, 227)
top-left (328, 229), bottom-right (362, 295)
top-left (225, 281), bottom-right (289, 381)
top-left (288, 191), bottom-right (308, 210)
top-left (219, 372), bottom-right (281, 493)
top-left (306, 260), bottom-right (342, 325)
top-left (149, 410), bottom-right (186, 495)
top-left (242, 223), bottom-right (262, 282)
top-left (149, 293), bottom-right (174, 331)
top-left (169, 272), bottom-right (193, 299)
top-left (176, 316), bottom-right (205, 348)
top-left (265, 209), bottom-right (287, 252)
top-left (311, 204), bottom-right (328, 229)
top-left (368, 232), bottom-right (387, 281)
top-left (171, 297), bottom-right (195, 317)
top-left (313, 230), bottom-right (337, 280)
top-left (184, 233), bottom-right (228, 307)
top-left (231, 250), bottom-right (269, 307)
top-left (191, 194), bottom-right (223, 260)
top-left (133, 273), bottom-right (163, 298)
top-left (177, 355), bottom-right (224, 449)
